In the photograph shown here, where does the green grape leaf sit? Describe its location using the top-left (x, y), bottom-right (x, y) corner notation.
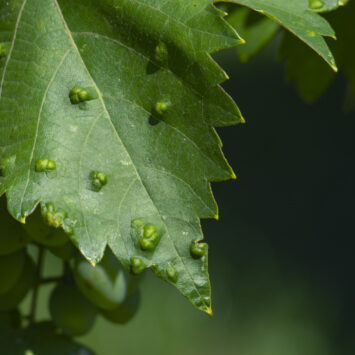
top-left (311, 0), bottom-right (349, 13)
top-left (227, 7), bottom-right (279, 62)
top-left (219, 0), bottom-right (338, 70)
top-left (0, 322), bottom-right (95, 355)
top-left (326, 0), bottom-right (355, 109)
top-left (277, 1), bottom-right (355, 105)
top-left (278, 32), bottom-right (334, 103)
top-left (0, 0), bottom-right (244, 314)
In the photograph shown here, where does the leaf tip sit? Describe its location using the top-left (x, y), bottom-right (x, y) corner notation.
top-left (331, 64), bottom-right (338, 72)
top-left (206, 307), bottom-right (213, 316)
top-left (89, 260), bottom-right (97, 267)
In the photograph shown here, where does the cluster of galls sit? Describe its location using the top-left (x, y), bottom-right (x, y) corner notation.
top-left (69, 88), bottom-right (94, 105)
top-left (41, 202), bottom-right (67, 228)
top-left (130, 219), bottom-right (207, 285)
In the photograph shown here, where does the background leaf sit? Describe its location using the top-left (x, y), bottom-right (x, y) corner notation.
top-left (278, 32), bottom-right (334, 103)
top-left (276, 1), bottom-right (355, 105)
top-left (218, 0), bottom-right (337, 70)
top-left (227, 7), bottom-right (279, 62)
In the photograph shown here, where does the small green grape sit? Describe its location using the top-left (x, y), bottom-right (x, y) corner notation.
top-left (74, 249), bottom-right (128, 310)
top-left (0, 255), bottom-right (36, 311)
top-left (23, 206), bottom-right (68, 247)
top-left (48, 240), bottom-right (78, 261)
top-left (101, 289), bottom-right (141, 325)
top-left (49, 282), bottom-right (97, 337)
top-left (0, 198), bottom-right (30, 255)
top-left (0, 251), bottom-right (26, 295)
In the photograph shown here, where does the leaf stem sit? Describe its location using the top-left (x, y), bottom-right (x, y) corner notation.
top-left (39, 276), bottom-right (62, 285)
top-left (28, 246), bottom-right (45, 324)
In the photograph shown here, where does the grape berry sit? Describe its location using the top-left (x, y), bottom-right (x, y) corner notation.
top-left (0, 197), bottom-right (142, 341)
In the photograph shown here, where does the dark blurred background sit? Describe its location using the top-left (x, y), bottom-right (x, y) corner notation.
top-left (32, 38), bottom-right (355, 354)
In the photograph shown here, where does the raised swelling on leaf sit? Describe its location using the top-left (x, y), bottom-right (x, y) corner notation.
top-left (309, 0), bottom-right (325, 10)
top-left (49, 282), bottom-right (97, 337)
top-left (69, 87), bottom-right (97, 104)
top-left (90, 171), bottom-right (108, 192)
top-left (154, 42), bottom-right (168, 63)
top-left (42, 203), bottom-right (65, 228)
top-left (35, 159), bottom-right (56, 173)
top-left (166, 262), bottom-right (178, 283)
top-left (23, 207), bottom-right (68, 247)
top-left (0, 42), bottom-right (10, 58)
top-left (130, 257), bottom-right (146, 275)
top-left (190, 241), bottom-right (208, 258)
top-left (154, 101), bottom-right (170, 115)
top-left (138, 224), bottom-right (161, 251)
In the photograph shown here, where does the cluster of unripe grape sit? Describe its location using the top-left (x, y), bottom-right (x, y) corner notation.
top-left (0, 197), bottom-right (141, 339)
